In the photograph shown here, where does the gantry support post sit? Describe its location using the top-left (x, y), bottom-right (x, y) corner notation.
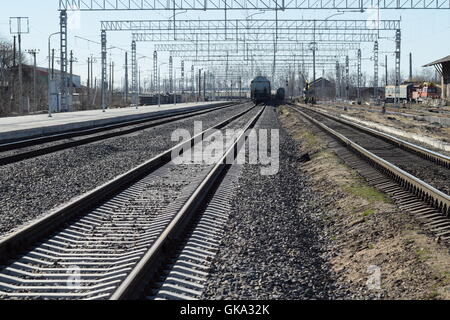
top-left (335, 61), bottom-right (340, 100)
top-left (125, 52), bottom-right (129, 103)
top-left (345, 55), bottom-right (349, 101)
top-left (60, 10), bottom-right (68, 112)
top-left (395, 29), bottom-right (401, 106)
top-left (374, 41), bottom-right (379, 102)
top-left (153, 51), bottom-right (158, 95)
top-left (191, 65), bottom-right (195, 98)
top-left (181, 60), bottom-right (185, 95)
top-left (357, 49), bottom-right (362, 104)
top-left (101, 30), bottom-right (108, 111)
top-left (131, 40), bottom-right (138, 108)
top-left (225, 51), bottom-right (229, 99)
top-left (169, 56), bottom-right (173, 96)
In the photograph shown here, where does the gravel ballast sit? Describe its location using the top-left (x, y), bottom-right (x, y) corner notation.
top-left (202, 107), bottom-right (352, 300)
top-left (0, 104), bottom-right (253, 239)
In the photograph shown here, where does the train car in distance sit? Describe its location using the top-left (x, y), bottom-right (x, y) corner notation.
top-left (251, 76), bottom-right (271, 104)
top-left (385, 84), bottom-right (413, 102)
top-left (275, 88), bottom-right (286, 103)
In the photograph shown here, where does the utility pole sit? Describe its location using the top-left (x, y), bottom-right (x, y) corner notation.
top-left (409, 52), bottom-right (413, 81)
top-left (385, 55), bottom-right (388, 86)
top-left (203, 70), bottom-right (206, 100)
top-left (11, 36), bottom-right (17, 112)
top-left (239, 76), bottom-right (242, 102)
top-left (90, 56), bottom-right (94, 105)
top-left (109, 61), bottom-right (112, 105)
top-left (87, 57), bottom-right (91, 104)
top-left (26, 49), bottom-right (39, 113)
top-left (10, 17), bottom-right (30, 112)
top-left (69, 50), bottom-right (77, 111)
top-left (52, 49), bottom-right (55, 78)
top-left (124, 52), bottom-right (128, 103)
top-left (111, 61), bottom-right (115, 105)
top-left (191, 65), bottom-right (195, 99)
top-left (18, 35), bottom-right (23, 111)
top-left (198, 69), bottom-right (201, 102)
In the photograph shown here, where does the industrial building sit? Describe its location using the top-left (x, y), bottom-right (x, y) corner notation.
top-left (423, 55), bottom-right (450, 102)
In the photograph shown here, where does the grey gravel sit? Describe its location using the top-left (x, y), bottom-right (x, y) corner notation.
top-left (0, 104), bottom-right (253, 239)
top-left (202, 107), bottom-right (354, 300)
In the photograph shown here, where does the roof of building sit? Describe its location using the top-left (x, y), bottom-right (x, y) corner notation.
top-left (310, 77), bottom-right (332, 86)
top-left (251, 76), bottom-right (270, 82)
top-left (423, 55), bottom-right (450, 67)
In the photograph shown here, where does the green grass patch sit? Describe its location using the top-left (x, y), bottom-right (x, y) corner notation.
top-left (360, 209), bottom-right (376, 217)
top-left (344, 183), bottom-right (392, 204)
top-left (416, 247), bottom-right (431, 261)
top-left (303, 131), bottom-right (318, 148)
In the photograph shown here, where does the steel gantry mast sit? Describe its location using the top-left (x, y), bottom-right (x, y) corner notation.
top-left (131, 40), bottom-right (138, 107)
top-left (374, 41), bottom-right (379, 101)
top-left (345, 55), bottom-right (350, 100)
top-left (59, 10), bottom-right (68, 112)
top-left (153, 51), bottom-right (158, 95)
top-left (357, 48), bottom-right (362, 104)
top-left (101, 29), bottom-right (107, 111)
top-left (395, 29), bottom-right (402, 106)
top-left (181, 60), bottom-right (185, 94)
top-left (169, 56), bottom-right (173, 95)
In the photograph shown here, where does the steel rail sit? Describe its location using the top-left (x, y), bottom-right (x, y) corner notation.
top-left (0, 103), bottom-right (256, 264)
top-left (110, 107), bottom-right (265, 300)
top-left (304, 106), bottom-right (450, 168)
top-left (291, 106), bottom-right (450, 216)
top-left (0, 102), bottom-right (237, 166)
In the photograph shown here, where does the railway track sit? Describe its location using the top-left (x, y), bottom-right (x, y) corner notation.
top-left (289, 105), bottom-right (450, 242)
top-left (0, 102), bottom-right (236, 166)
top-left (0, 103), bottom-right (264, 300)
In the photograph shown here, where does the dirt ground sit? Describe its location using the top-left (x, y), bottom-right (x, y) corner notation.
top-left (313, 103), bottom-right (450, 154)
top-left (279, 106), bottom-right (450, 300)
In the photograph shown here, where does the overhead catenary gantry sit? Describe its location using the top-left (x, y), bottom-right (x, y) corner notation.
top-left (97, 17), bottom-right (398, 106)
top-left (131, 32), bottom-right (381, 42)
top-left (56, 1), bottom-right (448, 109)
top-left (100, 19), bottom-right (401, 32)
top-left (60, 0), bottom-right (450, 10)
top-left (154, 42), bottom-right (361, 54)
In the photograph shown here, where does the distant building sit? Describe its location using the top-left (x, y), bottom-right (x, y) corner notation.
top-left (309, 77), bottom-right (335, 100)
top-left (35, 66), bottom-right (81, 89)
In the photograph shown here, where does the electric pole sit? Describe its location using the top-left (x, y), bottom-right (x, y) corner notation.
top-left (124, 52), bottom-right (128, 103)
top-left (10, 17), bottom-right (30, 112)
top-left (87, 57), bottom-right (91, 104)
top-left (26, 49), bottom-right (39, 112)
top-left (69, 50), bottom-right (77, 111)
